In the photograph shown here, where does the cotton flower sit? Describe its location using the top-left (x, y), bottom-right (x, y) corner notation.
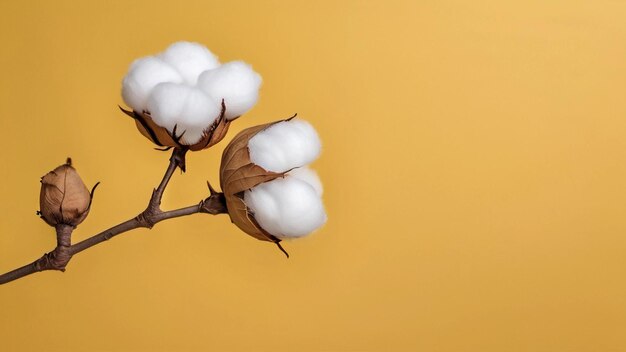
top-left (220, 118), bottom-right (326, 244)
top-left (120, 41), bottom-right (262, 151)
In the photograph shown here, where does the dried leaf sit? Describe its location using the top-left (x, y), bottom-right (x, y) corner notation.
top-left (119, 106), bottom-right (231, 151)
top-left (225, 195), bottom-right (276, 242)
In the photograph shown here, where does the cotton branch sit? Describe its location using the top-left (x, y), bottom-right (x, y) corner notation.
top-left (0, 42), bottom-right (327, 285)
top-left (0, 148), bottom-right (227, 285)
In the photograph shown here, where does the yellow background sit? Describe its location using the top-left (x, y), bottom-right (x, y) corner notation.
top-left (1, 0), bottom-right (626, 350)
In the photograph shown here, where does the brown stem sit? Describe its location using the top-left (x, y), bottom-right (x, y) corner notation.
top-left (143, 147), bottom-right (188, 223)
top-left (50, 224), bottom-right (73, 270)
top-left (0, 149), bottom-right (227, 285)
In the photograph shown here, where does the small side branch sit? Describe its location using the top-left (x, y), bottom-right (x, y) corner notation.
top-left (0, 149), bottom-right (227, 285)
top-left (70, 203), bottom-right (210, 256)
top-left (155, 147), bottom-right (188, 201)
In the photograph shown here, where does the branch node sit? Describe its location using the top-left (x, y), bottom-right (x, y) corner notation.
top-left (135, 212), bottom-right (155, 229)
top-left (201, 192), bottom-right (227, 215)
top-left (171, 147), bottom-right (188, 173)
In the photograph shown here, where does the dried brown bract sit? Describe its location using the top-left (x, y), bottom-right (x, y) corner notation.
top-left (119, 103), bottom-right (231, 152)
top-left (219, 119), bottom-right (290, 245)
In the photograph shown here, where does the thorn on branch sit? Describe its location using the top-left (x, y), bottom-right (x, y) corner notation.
top-left (207, 181), bottom-right (218, 195)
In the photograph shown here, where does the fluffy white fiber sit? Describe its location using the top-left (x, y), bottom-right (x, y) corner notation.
top-left (121, 57), bottom-right (183, 113)
top-left (287, 166), bottom-right (323, 196)
top-left (197, 61), bottom-right (262, 120)
top-left (248, 119), bottom-right (321, 173)
top-left (122, 42), bottom-right (263, 140)
top-left (244, 173), bottom-right (327, 239)
top-left (159, 42), bottom-right (220, 85)
top-left (147, 83), bottom-right (221, 145)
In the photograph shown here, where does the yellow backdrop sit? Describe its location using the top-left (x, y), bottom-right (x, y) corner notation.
top-left (1, 0), bottom-right (626, 351)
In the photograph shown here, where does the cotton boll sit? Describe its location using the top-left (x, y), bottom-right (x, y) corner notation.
top-left (197, 61), bottom-right (262, 120)
top-left (159, 41), bottom-right (220, 85)
top-left (147, 82), bottom-right (221, 145)
top-left (121, 56), bottom-right (183, 112)
top-left (248, 119), bottom-right (321, 173)
top-left (287, 167), bottom-right (323, 196)
top-left (244, 177), bottom-right (326, 239)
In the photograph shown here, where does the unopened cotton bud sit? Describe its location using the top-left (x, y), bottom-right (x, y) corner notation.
top-left (121, 56), bottom-right (183, 113)
top-left (197, 61), bottom-right (262, 120)
top-left (39, 159), bottom-right (94, 227)
top-left (159, 41), bottom-right (220, 85)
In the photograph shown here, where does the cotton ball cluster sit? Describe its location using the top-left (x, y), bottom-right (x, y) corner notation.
top-left (242, 119), bottom-right (326, 239)
top-left (121, 41), bottom-right (262, 147)
top-left (244, 171), bottom-right (326, 238)
top-left (197, 61), bottom-right (262, 120)
top-left (248, 120), bottom-right (321, 173)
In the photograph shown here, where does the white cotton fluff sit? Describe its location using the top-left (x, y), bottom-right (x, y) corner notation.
top-left (146, 82), bottom-right (221, 145)
top-left (197, 61), bottom-right (262, 120)
top-left (244, 176), bottom-right (327, 239)
top-left (159, 41), bottom-right (220, 85)
top-left (122, 56), bottom-right (183, 112)
top-left (247, 119), bottom-right (321, 173)
top-left (287, 167), bottom-right (323, 196)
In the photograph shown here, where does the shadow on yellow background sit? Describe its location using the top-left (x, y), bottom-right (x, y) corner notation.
top-left (1, 0), bottom-right (625, 351)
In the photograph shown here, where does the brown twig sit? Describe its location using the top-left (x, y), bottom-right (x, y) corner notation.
top-left (0, 148), bottom-right (227, 285)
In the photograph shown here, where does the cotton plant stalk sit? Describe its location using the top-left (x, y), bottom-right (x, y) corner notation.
top-left (0, 41), bottom-right (326, 285)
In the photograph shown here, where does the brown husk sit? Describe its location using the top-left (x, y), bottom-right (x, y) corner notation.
top-left (220, 119), bottom-right (289, 242)
top-left (39, 159), bottom-right (92, 227)
top-left (119, 106), bottom-right (231, 151)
